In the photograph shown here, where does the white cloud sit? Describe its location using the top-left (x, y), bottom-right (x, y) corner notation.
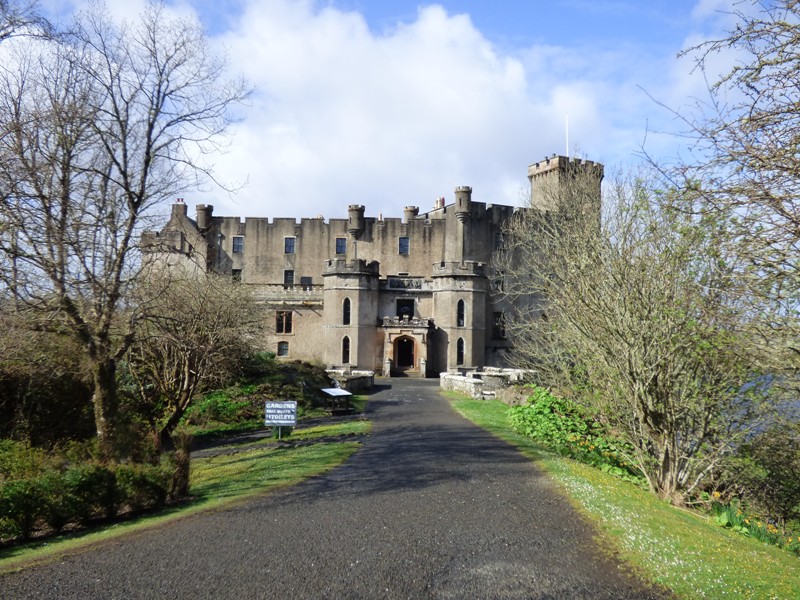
top-left (32, 0), bottom-right (738, 221)
top-left (200, 0), bottom-right (615, 219)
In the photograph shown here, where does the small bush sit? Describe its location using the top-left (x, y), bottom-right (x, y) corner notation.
top-left (185, 390), bottom-right (252, 426)
top-left (711, 498), bottom-right (799, 556)
top-left (0, 478), bottom-right (43, 539)
top-left (240, 352), bottom-right (277, 379)
top-left (115, 463), bottom-right (170, 512)
top-left (0, 439), bottom-right (51, 480)
top-left (509, 386), bottom-right (639, 480)
top-left (64, 463), bottom-right (118, 519)
top-left (38, 471), bottom-right (80, 532)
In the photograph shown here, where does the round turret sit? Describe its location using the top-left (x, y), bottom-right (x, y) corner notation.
top-left (347, 204), bottom-right (365, 238)
top-left (454, 186), bottom-right (472, 223)
top-left (196, 204), bottom-right (214, 230)
top-left (403, 206), bottom-right (419, 223)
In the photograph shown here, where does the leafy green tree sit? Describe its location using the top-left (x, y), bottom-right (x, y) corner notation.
top-left (498, 167), bottom-right (782, 503)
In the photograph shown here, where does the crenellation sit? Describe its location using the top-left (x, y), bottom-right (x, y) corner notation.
top-left (144, 155), bottom-right (603, 375)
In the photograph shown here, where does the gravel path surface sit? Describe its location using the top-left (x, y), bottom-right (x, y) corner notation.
top-left (1, 379), bottom-right (670, 599)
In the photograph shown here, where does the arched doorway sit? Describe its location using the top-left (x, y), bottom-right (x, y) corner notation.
top-left (394, 336), bottom-right (415, 371)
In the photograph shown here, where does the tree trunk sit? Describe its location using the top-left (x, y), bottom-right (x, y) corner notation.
top-left (92, 357), bottom-right (119, 461)
top-left (158, 403), bottom-right (187, 451)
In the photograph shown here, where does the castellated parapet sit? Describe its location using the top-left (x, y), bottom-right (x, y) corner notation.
top-left (431, 260), bottom-right (486, 278)
top-left (324, 258), bottom-right (380, 276)
top-left (528, 155), bottom-right (604, 211)
top-left (143, 155), bottom-right (603, 376)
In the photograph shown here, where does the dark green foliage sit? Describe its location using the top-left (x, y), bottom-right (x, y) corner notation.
top-left (38, 471), bottom-right (81, 533)
top-left (741, 425), bottom-right (800, 527)
top-left (0, 478), bottom-right (42, 539)
top-left (0, 439), bottom-right (52, 480)
top-left (115, 463), bottom-right (171, 512)
top-left (0, 321), bottom-right (94, 447)
top-left (509, 386), bottom-right (639, 480)
top-left (0, 456), bottom-right (177, 541)
top-left (63, 463), bottom-right (119, 519)
top-left (183, 355), bottom-right (331, 430)
top-left (185, 390), bottom-right (254, 426)
top-left (240, 351), bottom-right (277, 379)
top-left (713, 423), bottom-right (800, 532)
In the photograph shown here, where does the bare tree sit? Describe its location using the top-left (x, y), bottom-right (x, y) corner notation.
top-left (126, 273), bottom-right (259, 449)
top-left (655, 0), bottom-right (800, 366)
top-left (0, 1), bottom-right (49, 42)
top-left (498, 167), bottom-right (782, 503)
top-left (0, 1), bottom-right (249, 459)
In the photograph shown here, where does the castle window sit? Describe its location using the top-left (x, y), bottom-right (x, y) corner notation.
top-left (343, 297), bottom-right (351, 325)
top-left (283, 270), bottom-right (294, 288)
top-left (493, 312), bottom-right (506, 340)
top-left (232, 236), bottom-right (244, 254)
top-left (232, 269), bottom-right (242, 283)
top-left (276, 311), bottom-right (293, 334)
top-left (396, 298), bottom-right (414, 319)
top-left (335, 237), bottom-right (347, 255)
top-left (284, 237), bottom-right (296, 254)
top-left (456, 338), bottom-right (465, 366)
top-left (456, 299), bottom-right (465, 327)
top-left (398, 236), bottom-right (410, 255)
top-left (342, 336), bottom-right (350, 364)
top-left (300, 276), bottom-right (313, 291)
top-left (277, 341), bottom-right (289, 357)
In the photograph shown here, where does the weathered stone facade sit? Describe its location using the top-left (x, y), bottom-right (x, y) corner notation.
top-left (143, 155), bottom-right (602, 376)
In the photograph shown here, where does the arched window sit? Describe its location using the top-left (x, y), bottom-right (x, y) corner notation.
top-left (456, 338), bottom-right (464, 366)
top-left (342, 336), bottom-right (350, 364)
top-left (456, 299), bottom-right (465, 327)
top-left (342, 297), bottom-right (351, 325)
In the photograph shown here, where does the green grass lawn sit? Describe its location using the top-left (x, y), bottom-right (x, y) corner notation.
top-left (0, 420), bottom-right (368, 573)
top-left (450, 396), bottom-right (800, 600)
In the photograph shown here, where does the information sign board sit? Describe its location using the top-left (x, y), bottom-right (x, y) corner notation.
top-left (264, 401), bottom-right (297, 426)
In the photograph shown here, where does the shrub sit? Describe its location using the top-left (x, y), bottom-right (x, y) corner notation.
top-left (115, 463), bottom-right (171, 512)
top-left (184, 390), bottom-right (252, 426)
top-left (710, 498), bottom-right (798, 556)
top-left (0, 439), bottom-right (51, 481)
top-left (38, 471), bottom-right (81, 533)
top-left (509, 386), bottom-right (639, 480)
top-left (240, 352), bottom-right (277, 379)
top-left (739, 424), bottom-right (800, 526)
top-left (64, 463), bottom-right (118, 519)
top-left (0, 478), bottom-right (43, 539)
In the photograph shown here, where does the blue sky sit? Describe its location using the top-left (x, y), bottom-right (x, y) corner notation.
top-left (40, 0), bottom-right (738, 218)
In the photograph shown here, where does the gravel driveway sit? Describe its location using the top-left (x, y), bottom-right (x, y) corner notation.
top-left (1, 379), bottom-right (670, 599)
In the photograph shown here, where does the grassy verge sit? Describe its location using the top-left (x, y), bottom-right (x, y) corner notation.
top-left (449, 396), bottom-right (800, 600)
top-left (0, 421), bottom-right (368, 573)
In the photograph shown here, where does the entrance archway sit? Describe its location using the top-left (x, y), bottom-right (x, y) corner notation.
top-left (394, 336), bottom-right (415, 370)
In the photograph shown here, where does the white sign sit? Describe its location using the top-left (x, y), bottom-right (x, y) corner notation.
top-left (264, 401), bottom-right (297, 426)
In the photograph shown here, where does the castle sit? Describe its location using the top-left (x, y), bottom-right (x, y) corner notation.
top-left (143, 155), bottom-right (603, 377)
